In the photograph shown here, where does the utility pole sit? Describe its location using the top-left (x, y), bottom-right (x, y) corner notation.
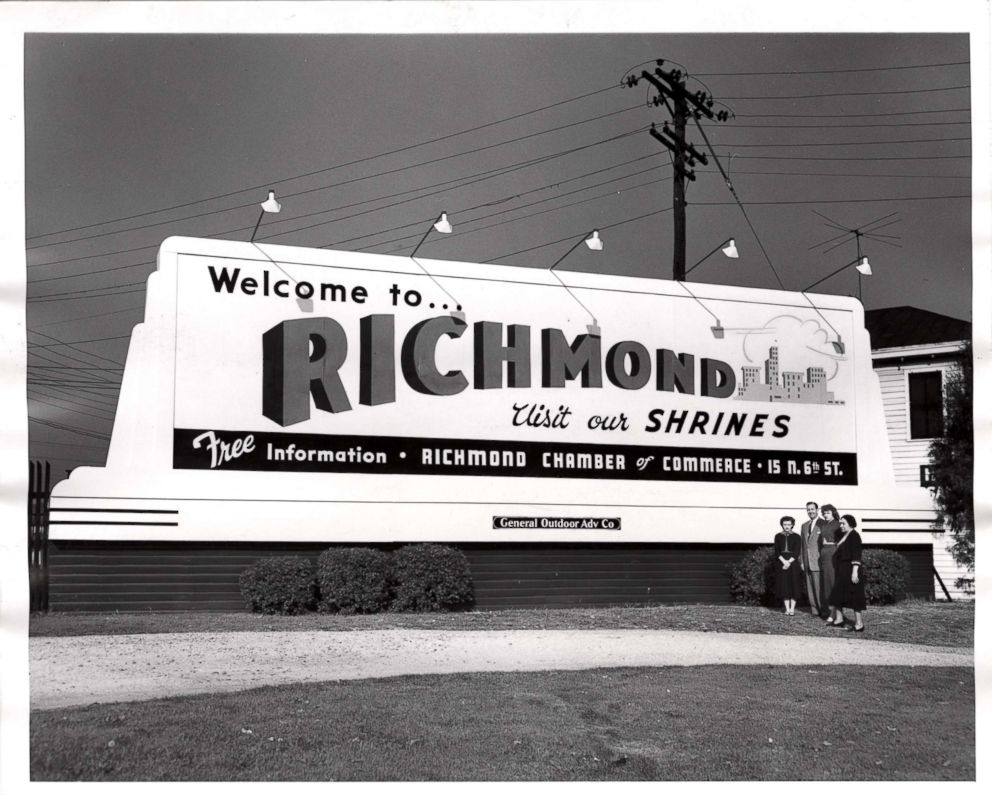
top-left (671, 85), bottom-right (688, 281)
top-left (625, 62), bottom-right (730, 281)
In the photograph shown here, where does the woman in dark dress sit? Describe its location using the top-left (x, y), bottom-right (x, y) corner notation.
top-left (774, 516), bottom-right (803, 615)
top-left (819, 504), bottom-right (842, 624)
top-left (828, 514), bottom-right (866, 632)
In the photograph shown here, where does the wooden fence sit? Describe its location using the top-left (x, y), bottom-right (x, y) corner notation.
top-left (28, 460), bottom-right (52, 612)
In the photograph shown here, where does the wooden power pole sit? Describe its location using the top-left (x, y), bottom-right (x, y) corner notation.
top-left (625, 62), bottom-right (730, 281)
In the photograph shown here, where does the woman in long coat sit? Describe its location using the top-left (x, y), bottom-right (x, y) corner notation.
top-left (819, 504), bottom-right (841, 624)
top-left (828, 514), bottom-right (867, 632)
top-left (774, 516), bottom-right (803, 615)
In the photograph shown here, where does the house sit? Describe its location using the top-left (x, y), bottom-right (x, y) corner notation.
top-left (865, 306), bottom-right (973, 600)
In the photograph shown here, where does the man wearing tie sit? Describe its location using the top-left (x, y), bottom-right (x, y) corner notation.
top-left (800, 501), bottom-right (827, 618)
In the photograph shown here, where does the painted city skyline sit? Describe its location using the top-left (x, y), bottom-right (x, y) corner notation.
top-left (736, 346), bottom-right (844, 405)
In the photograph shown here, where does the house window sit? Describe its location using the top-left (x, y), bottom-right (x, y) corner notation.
top-left (908, 370), bottom-right (944, 439)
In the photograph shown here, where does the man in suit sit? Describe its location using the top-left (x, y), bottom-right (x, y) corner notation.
top-left (799, 501), bottom-right (827, 618)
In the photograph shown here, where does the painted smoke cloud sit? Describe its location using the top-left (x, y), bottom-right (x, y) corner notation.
top-left (736, 315), bottom-right (846, 405)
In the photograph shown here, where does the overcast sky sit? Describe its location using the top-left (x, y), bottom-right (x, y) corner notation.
top-left (13, 18), bottom-right (981, 475)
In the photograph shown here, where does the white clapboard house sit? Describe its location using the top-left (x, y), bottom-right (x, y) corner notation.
top-left (865, 305), bottom-right (973, 600)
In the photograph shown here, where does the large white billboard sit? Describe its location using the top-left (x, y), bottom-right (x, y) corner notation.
top-left (49, 237), bottom-right (935, 543)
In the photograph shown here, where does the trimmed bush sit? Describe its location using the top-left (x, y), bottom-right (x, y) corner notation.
top-left (239, 555), bottom-right (316, 615)
top-left (728, 546), bottom-right (912, 607)
top-left (862, 548), bottom-right (911, 605)
top-left (391, 544), bottom-right (474, 612)
top-left (316, 547), bottom-right (392, 614)
top-left (727, 546), bottom-right (777, 606)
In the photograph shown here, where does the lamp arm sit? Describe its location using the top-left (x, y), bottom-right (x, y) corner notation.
top-left (675, 279), bottom-right (721, 326)
top-left (804, 258), bottom-right (857, 292)
top-left (249, 208), bottom-right (266, 243)
top-left (549, 236), bottom-right (588, 272)
top-left (409, 223), bottom-right (436, 260)
top-left (685, 240), bottom-right (727, 275)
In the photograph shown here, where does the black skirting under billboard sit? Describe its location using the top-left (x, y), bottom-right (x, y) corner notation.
top-left (46, 541), bottom-right (936, 611)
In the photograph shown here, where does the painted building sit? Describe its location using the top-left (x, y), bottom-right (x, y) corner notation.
top-left (44, 238), bottom-right (941, 610)
top-left (865, 306), bottom-right (973, 600)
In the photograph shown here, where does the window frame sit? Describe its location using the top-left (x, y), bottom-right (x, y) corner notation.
top-left (904, 367), bottom-right (945, 441)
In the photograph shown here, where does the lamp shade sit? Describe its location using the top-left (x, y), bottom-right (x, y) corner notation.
top-left (721, 238), bottom-right (739, 258)
top-left (433, 212), bottom-right (452, 235)
top-left (260, 190), bottom-right (281, 214)
top-left (584, 230), bottom-right (603, 251)
top-left (855, 256), bottom-right (872, 276)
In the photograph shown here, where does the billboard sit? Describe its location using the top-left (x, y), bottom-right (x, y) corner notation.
top-left (49, 237), bottom-right (935, 543)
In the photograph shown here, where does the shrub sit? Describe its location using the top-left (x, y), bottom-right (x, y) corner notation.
top-left (316, 547), bottom-right (392, 614)
top-left (238, 555), bottom-right (316, 615)
top-left (727, 546), bottom-right (777, 606)
top-left (862, 548), bottom-right (911, 605)
top-left (727, 546), bottom-right (912, 607)
top-left (391, 544), bottom-right (474, 612)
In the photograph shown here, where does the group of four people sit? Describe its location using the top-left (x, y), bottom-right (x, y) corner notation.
top-left (773, 501), bottom-right (866, 632)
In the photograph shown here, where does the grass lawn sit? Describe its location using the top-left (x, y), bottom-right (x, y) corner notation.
top-left (30, 665), bottom-right (974, 781)
top-left (30, 599), bottom-right (973, 648)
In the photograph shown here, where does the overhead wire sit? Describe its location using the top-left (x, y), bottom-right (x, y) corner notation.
top-left (483, 206), bottom-right (673, 264)
top-left (692, 116), bottom-right (785, 289)
top-left (27, 84), bottom-right (620, 242)
top-left (29, 417), bottom-right (111, 441)
top-left (366, 172), bottom-right (672, 255)
top-left (720, 84), bottom-right (970, 100)
top-left (695, 61), bottom-right (969, 76)
top-left (30, 104), bottom-right (646, 250)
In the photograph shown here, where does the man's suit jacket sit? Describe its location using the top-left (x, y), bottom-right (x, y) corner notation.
top-left (801, 518), bottom-right (822, 571)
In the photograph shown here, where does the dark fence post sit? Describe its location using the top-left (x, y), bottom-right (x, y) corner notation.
top-left (933, 565), bottom-right (953, 602)
top-left (27, 460), bottom-right (52, 613)
top-left (41, 461), bottom-right (51, 611)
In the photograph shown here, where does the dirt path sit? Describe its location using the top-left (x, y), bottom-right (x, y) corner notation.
top-left (30, 628), bottom-right (973, 711)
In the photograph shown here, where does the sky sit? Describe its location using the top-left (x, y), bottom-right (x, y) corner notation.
top-left (10, 12), bottom-right (983, 477)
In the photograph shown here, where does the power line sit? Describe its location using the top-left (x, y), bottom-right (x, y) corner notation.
top-left (691, 117), bottom-right (785, 289)
top-left (699, 168), bottom-right (968, 179)
top-left (28, 334), bottom-right (132, 349)
top-left (694, 60), bottom-right (969, 76)
top-left (30, 260), bottom-right (153, 286)
top-left (29, 281), bottom-right (145, 301)
top-left (28, 394), bottom-right (116, 422)
top-left (30, 383), bottom-right (120, 411)
top-left (32, 103), bottom-right (646, 251)
top-left (690, 195), bottom-right (969, 205)
top-left (265, 128), bottom-right (649, 243)
top-left (27, 347), bottom-right (122, 387)
top-left (721, 84), bottom-right (970, 100)
top-left (27, 84), bottom-right (620, 242)
top-left (483, 206), bottom-right (673, 264)
top-left (28, 242), bottom-right (158, 270)
top-left (733, 108), bottom-right (970, 118)
top-left (28, 439), bottom-right (110, 451)
top-left (341, 159), bottom-right (667, 252)
top-left (707, 136), bottom-right (970, 148)
top-left (29, 125), bottom-right (650, 268)
top-left (29, 417), bottom-right (111, 441)
top-left (28, 329), bottom-right (125, 368)
top-left (366, 172), bottom-right (671, 255)
top-left (721, 120), bottom-right (971, 128)
top-left (33, 303), bottom-right (145, 327)
top-left (27, 287), bottom-right (147, 304)
top-left (28, 366), bottom-right (125, 372)
top-left (725, 154), bottom-right (969, 161)
top-left (28, 389), bottom-right (118, 419)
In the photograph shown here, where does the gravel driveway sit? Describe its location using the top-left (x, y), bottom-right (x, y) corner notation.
top-left (30, 628), bottom-right (973, 711)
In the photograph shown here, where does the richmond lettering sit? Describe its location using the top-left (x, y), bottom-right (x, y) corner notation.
top-left (261, 315), bottom-right (737, 427)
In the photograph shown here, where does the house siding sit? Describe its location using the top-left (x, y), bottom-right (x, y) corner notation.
top-left (872, 354), bottom-right (971, 599)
